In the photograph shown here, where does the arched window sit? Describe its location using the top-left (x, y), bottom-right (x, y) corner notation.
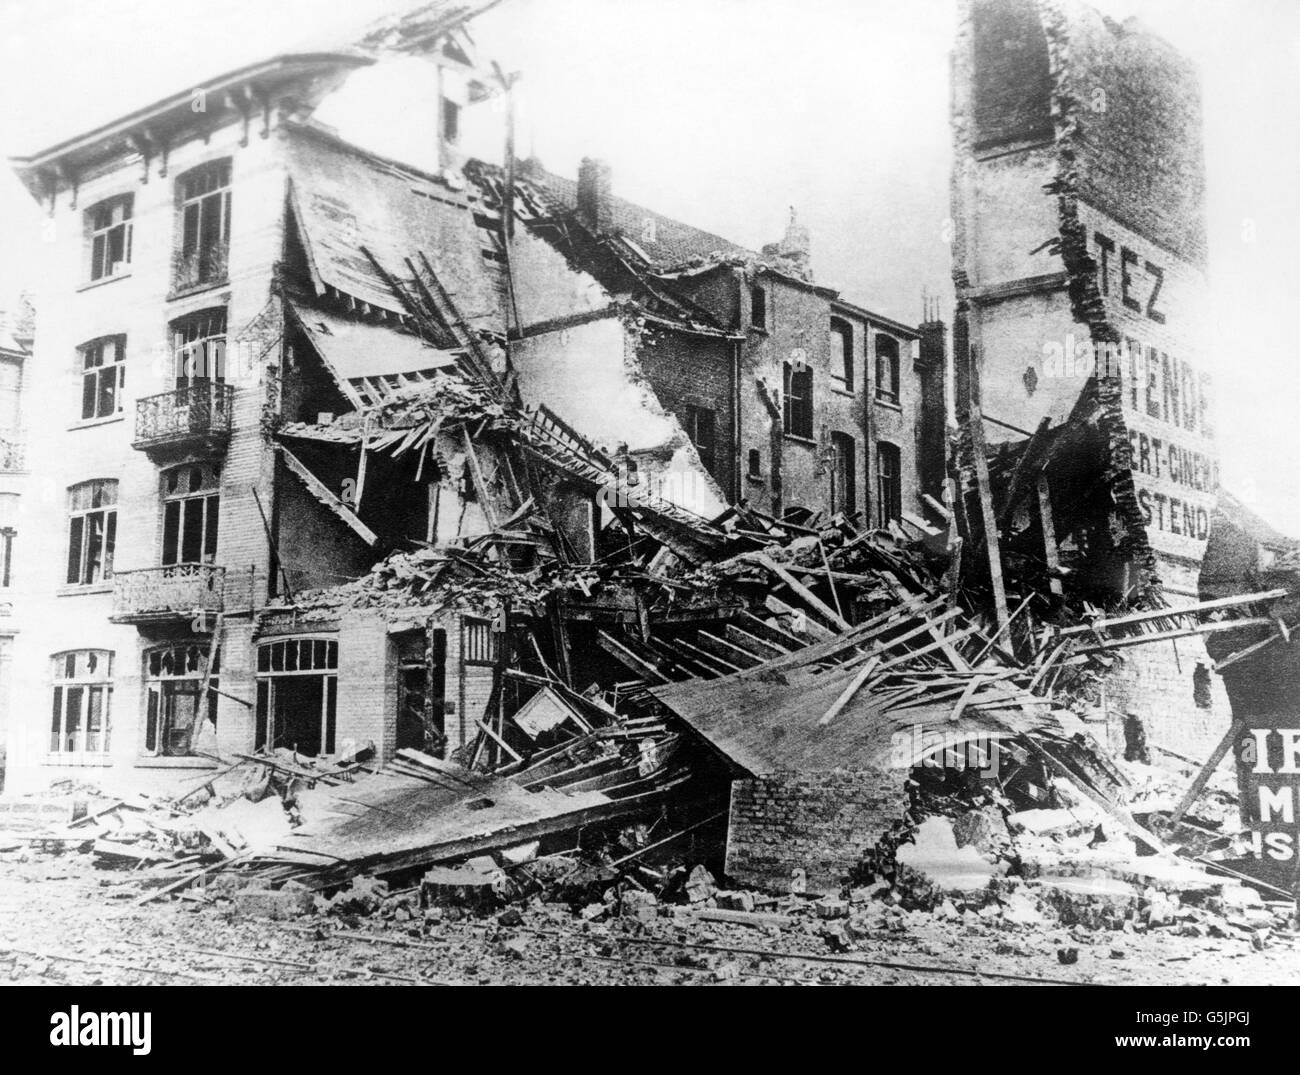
top-left (875, 334), bottom-right (901, 404)
top-left (830, 319), bottom-right (853, 390)
top-left (66, 479), bottom-right (117, 586)
top-left (50, 650), bottom-right (113, 754)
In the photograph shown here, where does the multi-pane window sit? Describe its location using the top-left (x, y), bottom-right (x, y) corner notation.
top-left (875, 334), bottom-right (901, 404)
top-left (830, 431), bottom-right (857, 517)
top-left (66, 480), bottom-right (117, 586)
top-left (171, 308), bottom-right (227, 388)
top-left (144, 643), bottom-right (218, 757)
top-left (79, 336), bottom-right (126, 421)
top-left (830, 319), bottom-right (853, 390)
top-left (783, 361), bottom-right (813, 439)
top-left (50, 650), bottom-right (113, 754)
top-left (87, 195), bottom-right (133, 282)
top-left (161, 463), bottom-right (220, 565)
top-left (255, 638), bottom-right (339, 758)
top-left (876, 442), bottom-right (902, 527)
top-left (684, 404), bottom-right (716, 475)
top-left (175, 159), bottom-right (231, 290)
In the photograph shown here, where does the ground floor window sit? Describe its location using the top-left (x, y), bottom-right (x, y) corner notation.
top-left (876, 441), bottom-right (902, 527)
top-left (144, 643), bottom-right (218, 756)
top-left (255, 637), bottom-right (338, 757)
top-left (50, 650), bottom-right (113, 754)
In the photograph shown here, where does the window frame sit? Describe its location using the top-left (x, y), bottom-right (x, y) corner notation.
top-left (170, 308), bottom-right (228, 389)
top-left (161, 463), bottom-right (221, 567)
top-left (876, 441), bottom-right (902, 527)
top-left (66, 479), bottom-right (118, 587)
top-left (830, 318), bottom-right (854, 391)
top-left (750, 284), bottom-right (768, 332)
top-left (255, 637), bottom-right (339, 757)
top-left (78, 335), bottom-right (126, 422)
top-left (782, 361), bottom-right (814, 440)
top-left (684, 404), bottom-right (717, 475)
top-left (143, 642), bottom-right (219, 757)
top-left (830, 431), bottom-right (857, 517)
top-left (49, 649), bottom-right (114, 755)
top-left (86, 194), bottom-right (134, 283)
top-left (874, 333), bottom-right (901, 405)
top-left (174, 159), bottom-right (232, 291)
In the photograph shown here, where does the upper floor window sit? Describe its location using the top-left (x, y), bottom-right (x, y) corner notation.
top-left (161, 462), bottom-right (220, 566)
top-left (79, 336), bottom-right (126, 421)
top-left (783, 361), bottom-right (813, 440)
top-left (684, 404), bottom-right (717, 475)
top-left (442, 98), bottom-right (462, 145)
top-left (830, 319), bottom-right (853, 390)
top-left (751, 285), bottom-right (768, 331)
top-left (175, 159), bottom-right (231, 290)
top-left (50, 649), bottom-right (114, 754)
top-left (171, 308), bottom-right (227, 388)
top-left (875, 334), bottom-right (901, 405)
top-left (66, 479), bottom-right (117, 586)
top-left (87, 195), bottom-right (133, 282)
top-left (876, 442), bottom-right (902, 527)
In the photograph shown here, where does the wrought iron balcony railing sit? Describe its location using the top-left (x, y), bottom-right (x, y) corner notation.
top-left (110, 563), bottom-right (225, 624)
top-left (133, 382), bottom-right (234, 452)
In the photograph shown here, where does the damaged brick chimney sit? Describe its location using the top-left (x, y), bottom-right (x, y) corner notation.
top-left (761, 207), bottom-right (812, 281)
top-left (577, 157), bottom-right (613, 235)
top-left (917, 305), bottom-right (949, 520)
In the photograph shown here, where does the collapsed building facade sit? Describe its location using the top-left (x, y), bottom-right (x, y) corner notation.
top-left (1, 0), bottom-right (1295, 905)
top-left (1, 0), bottom-right (940, 800)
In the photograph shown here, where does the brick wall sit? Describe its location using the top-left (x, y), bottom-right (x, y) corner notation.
top-left (725, 767), bottom-right (908, 894)
top-left (337, 611), bottom-right (397, 763)
top-left (635, 326), bottom-right (736, 501)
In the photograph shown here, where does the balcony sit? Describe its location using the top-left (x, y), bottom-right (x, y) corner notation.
top-left (133, 382), bottom-right (234, 454)
top-left (110, 563), bottom-right (225, 625)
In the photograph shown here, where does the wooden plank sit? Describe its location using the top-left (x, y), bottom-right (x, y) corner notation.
top-left (724, 623), bottom-right (788, 660)
top-left (277, 445), bottom-right (378, 546)
top-left (737, 611), bottom-right (804, 650)
top-left (1072, 617), bottom-right (1276, 656)
top-left (595, 630), bottom-right (671, 684)
top-left (694, 631), bottom-right (763, 669)
top-left (756, 554), bottom-right (852, 632)
top-left (764, 595), bottom-right (836, 641)
top-left (654, 637), bottom-right (731, 678)
top-left (965, 405), bottom-right (1010, 632)
top-left (670, 636), bottom-right (744, 675)
top-left (947, 675), bottom-right (985, 724)
top-left (1036, 474), bottom-right (1064, 597)
top-left (818, 657), bottom-right (880, 727)
top-left (1168, 717), bottom-right (1247, 826)
top-left (1056, 590), bottom-right (1288, 638)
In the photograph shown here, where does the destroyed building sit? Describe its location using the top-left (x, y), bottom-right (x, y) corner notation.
top-left (0, 0), bottom-right (1295, 921)
top-left (949, 0), bottom-right (1233, 762)
top-left (0, 1), bottom-right (937, 797)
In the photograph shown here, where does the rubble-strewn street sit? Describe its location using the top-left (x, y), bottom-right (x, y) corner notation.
top-left (3, 839), bottom-right (1299, 986)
